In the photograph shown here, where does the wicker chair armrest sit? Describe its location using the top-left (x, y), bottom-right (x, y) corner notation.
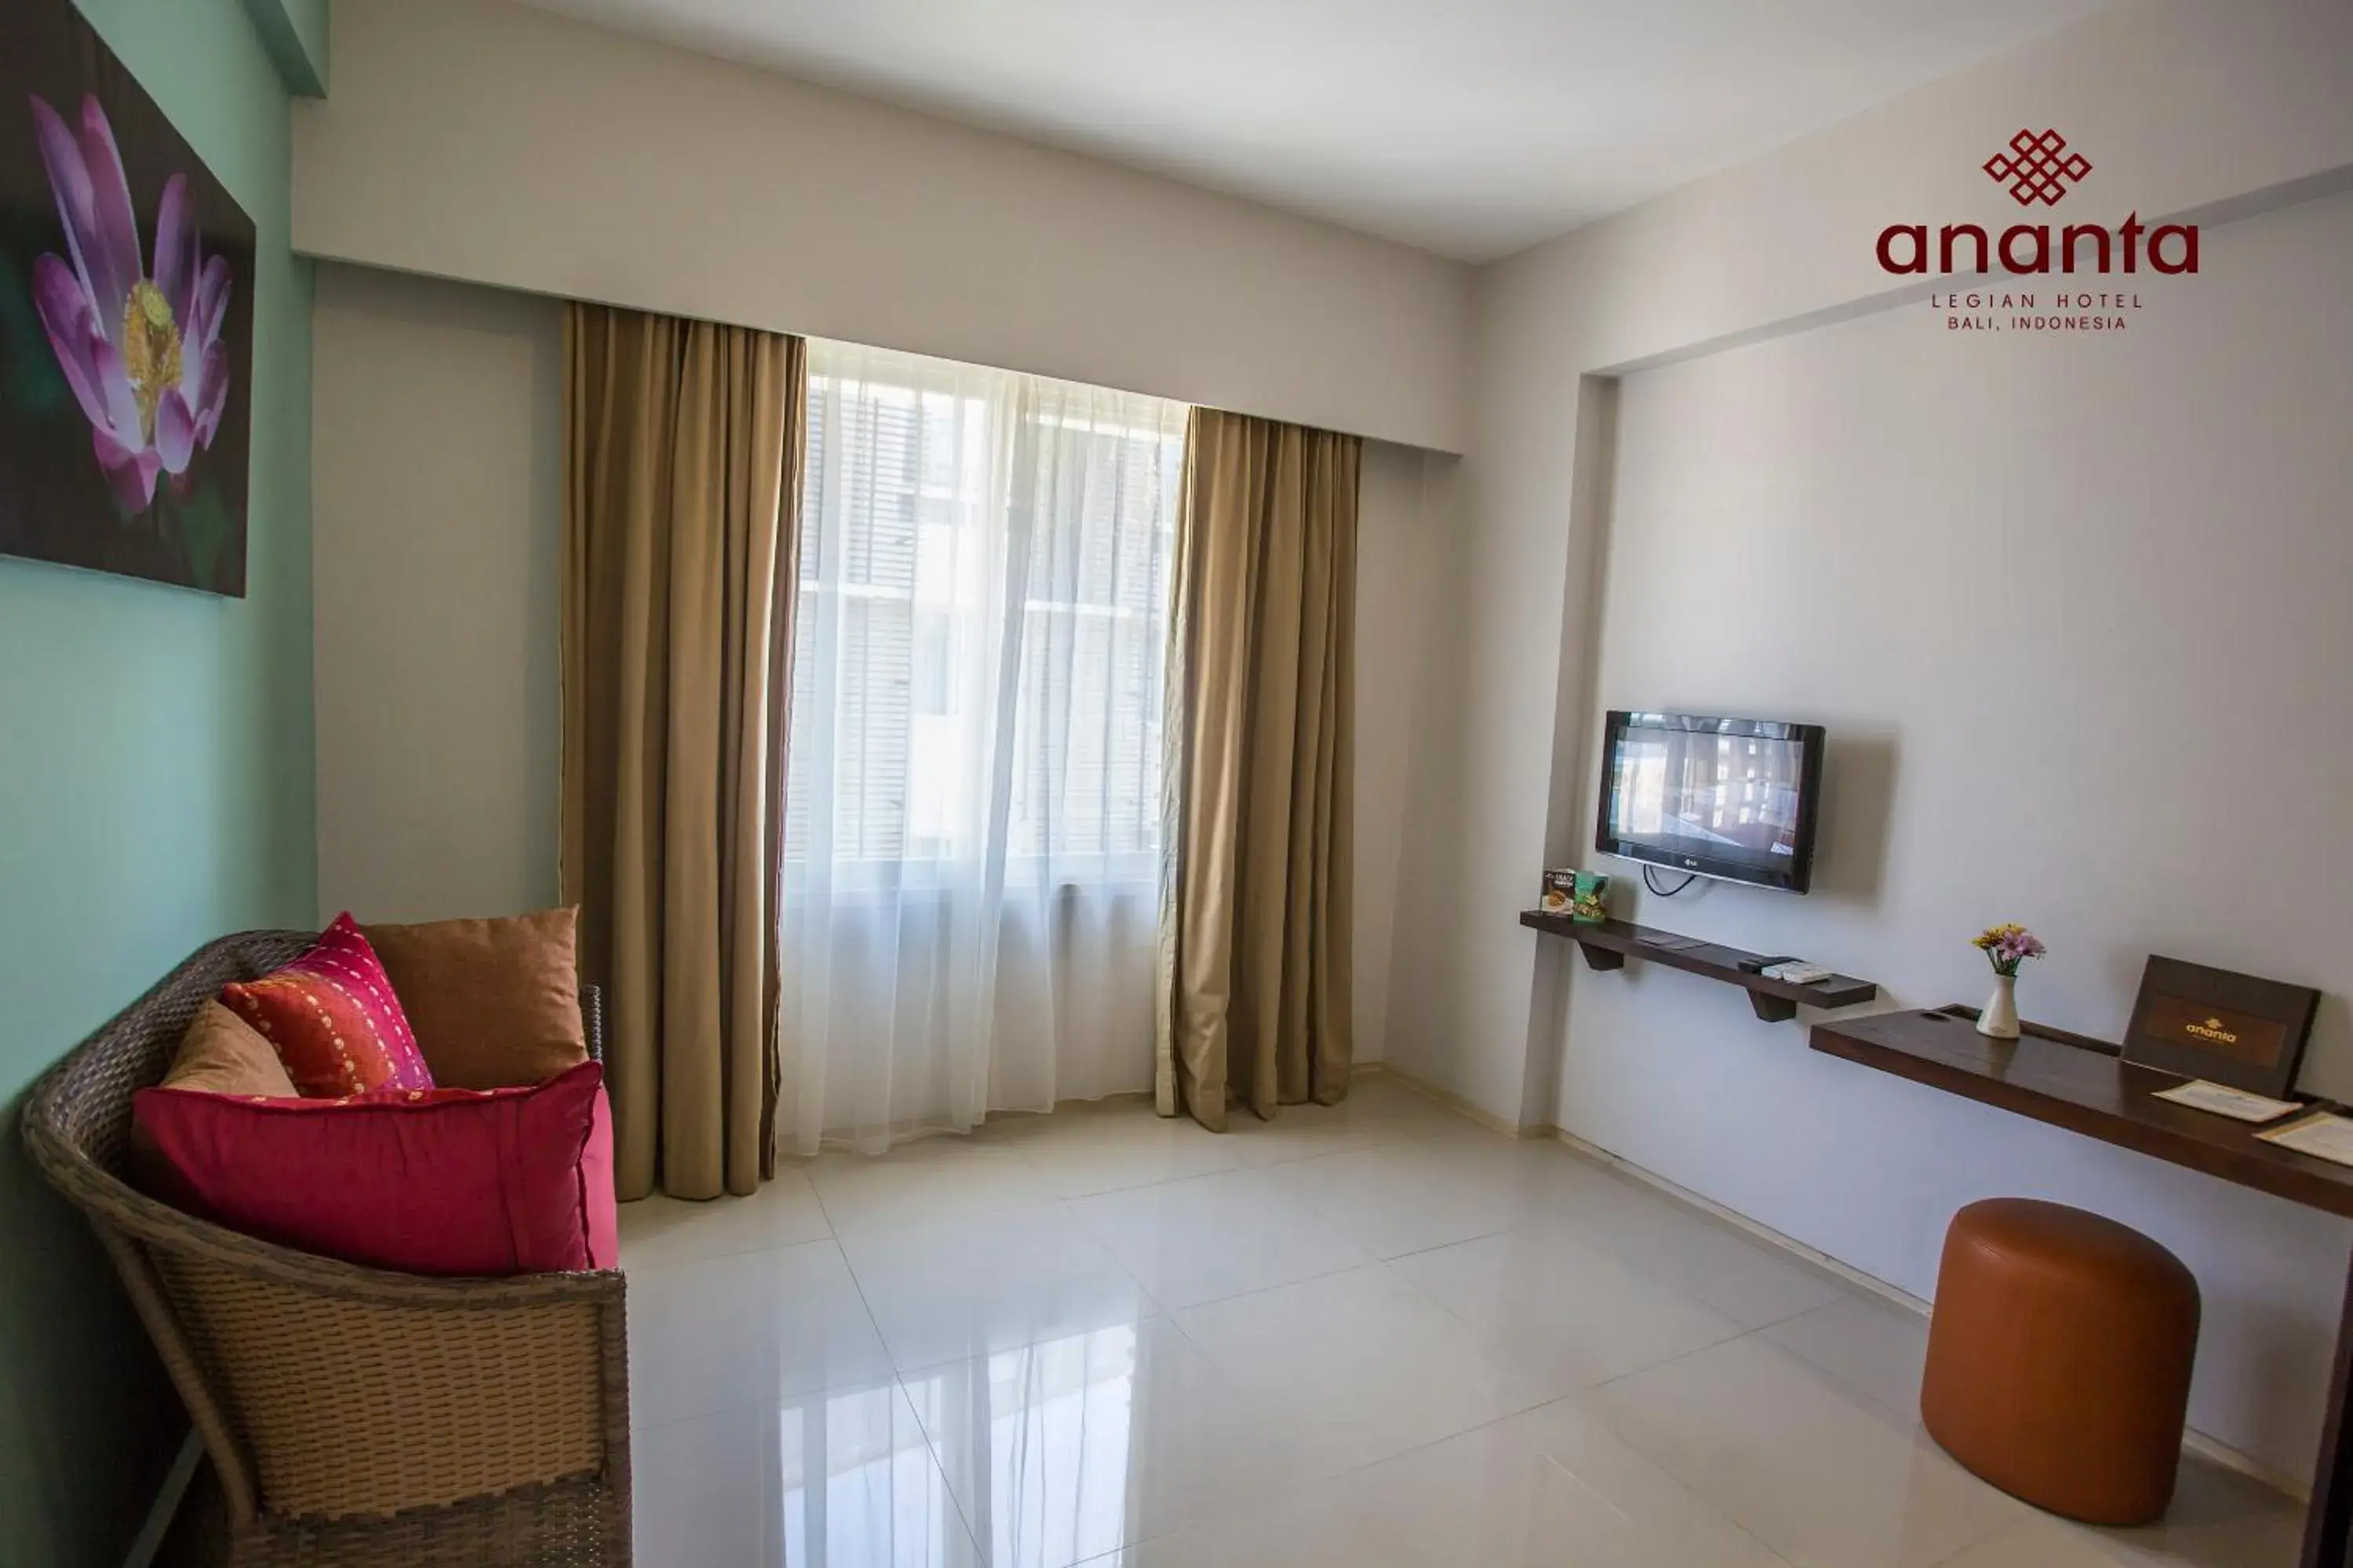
top-left (144, 1237), bottom-right (629, 1523)
top-left (27, 1115), bottom-right (624, 1309)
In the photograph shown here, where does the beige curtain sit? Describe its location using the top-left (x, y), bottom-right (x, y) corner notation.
top-left (560, 304), bottom-right (805, 1200)
top-left (1158, 407), bottom-right (1359, 1131)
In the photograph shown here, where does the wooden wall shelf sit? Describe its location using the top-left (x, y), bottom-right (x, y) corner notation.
top-left (1519, 911), bottom-right (1878, 1021)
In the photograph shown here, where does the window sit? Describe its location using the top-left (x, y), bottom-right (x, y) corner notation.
top-left (1006, 398), bottom-right (1180, 864)
top-left (783, 344), bottom-right (1186, 884)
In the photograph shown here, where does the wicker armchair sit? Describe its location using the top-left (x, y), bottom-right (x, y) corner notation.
top-left (20, 931), bottom-right (632, 1567)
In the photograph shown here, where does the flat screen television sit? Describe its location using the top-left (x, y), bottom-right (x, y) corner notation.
top-left (1594, 711), bottom-right (1827, 893)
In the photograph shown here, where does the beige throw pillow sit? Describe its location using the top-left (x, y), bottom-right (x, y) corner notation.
top-left (167, 999), bottom-right (302, 1097)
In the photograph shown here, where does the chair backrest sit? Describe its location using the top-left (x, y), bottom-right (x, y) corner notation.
top-left (27, 930), bottom-right (313, 1183)
top-left (26, 929), bottom-right (606, 1182)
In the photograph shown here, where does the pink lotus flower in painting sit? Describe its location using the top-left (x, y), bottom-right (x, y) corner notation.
top-left (29, 93), bottom-right (231, 511)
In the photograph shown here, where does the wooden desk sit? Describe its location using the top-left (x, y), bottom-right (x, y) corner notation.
top-left (1810, 1007), bottom-right (2353, 1567)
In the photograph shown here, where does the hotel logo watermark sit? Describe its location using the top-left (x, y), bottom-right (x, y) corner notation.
top-left (1877, 131), bottom-right (2198, 333)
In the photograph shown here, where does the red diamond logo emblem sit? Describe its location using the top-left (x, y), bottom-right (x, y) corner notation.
top-left (1983, 129), bottom-right (2092, 206)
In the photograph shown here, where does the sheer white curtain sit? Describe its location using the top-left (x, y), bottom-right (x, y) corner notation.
top-left (777, 342), bottom-right (1186, 1155)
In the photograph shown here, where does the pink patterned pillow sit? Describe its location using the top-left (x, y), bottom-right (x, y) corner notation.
top-left (221, 915), bottom-right (433, 1097)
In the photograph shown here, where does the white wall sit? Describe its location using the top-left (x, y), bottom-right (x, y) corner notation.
top-left (1560, 188), bottom-right (2353, 1481)
top-left (1387, 0), bottom-right (2353, 1138)
top-left (291, 0), bottom-right (1472, 455)
top-left (1381, 0), bottom-right (2353, 1486)
top-left (311, 264), bottom-right (565, 922)
top-left (1352, 443), bottom-right (1455, 1064)
top-left (308, 264), bottom-right (1449, 1061)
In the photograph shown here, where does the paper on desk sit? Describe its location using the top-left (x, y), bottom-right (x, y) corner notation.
top-left (2152, 1079), bottom-right (2302, 1123)
top-left (2258, 1113), bottom-right (2353, 1167)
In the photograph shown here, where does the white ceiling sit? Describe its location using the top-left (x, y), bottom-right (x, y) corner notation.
top-left (512, 0), bottom-right (2108, 262)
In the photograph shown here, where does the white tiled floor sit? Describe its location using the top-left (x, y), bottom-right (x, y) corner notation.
top-left (620, 1079), bottom-right (2303, 1567)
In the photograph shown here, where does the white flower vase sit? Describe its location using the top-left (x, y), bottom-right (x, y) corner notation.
top-left (1978, 973), bottom-right (2020, 1039)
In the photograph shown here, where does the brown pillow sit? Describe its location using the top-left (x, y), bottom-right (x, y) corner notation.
top-left (360, 908), bottom-right (587, 1090)
top-left (166, 1000), bottom-right (302, 1097)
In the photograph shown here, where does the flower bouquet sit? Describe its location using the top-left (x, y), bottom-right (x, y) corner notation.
top-left (1970, 923), bottom-right (2046, 1039)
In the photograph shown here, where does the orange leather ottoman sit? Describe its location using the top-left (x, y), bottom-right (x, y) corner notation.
top-left (1921, 1198), bottom-right (2199, 1526)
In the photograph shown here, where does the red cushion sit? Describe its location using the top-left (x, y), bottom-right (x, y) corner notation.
top-left (131, 1061), bottom-right (617, 1276)
top-left (220, 914), bottom-right (433, 1098)
top-left (581, 1084), bottom-right (617, 1270)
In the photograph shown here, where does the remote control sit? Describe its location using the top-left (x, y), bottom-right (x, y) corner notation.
top-left (1762, 961), bottom-right (1834, 984)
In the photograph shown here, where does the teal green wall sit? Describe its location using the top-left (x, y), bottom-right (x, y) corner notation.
top-left (0, 0), bottom-right (315, 1561)
top-left (239, 0), bottom-right (330, 96)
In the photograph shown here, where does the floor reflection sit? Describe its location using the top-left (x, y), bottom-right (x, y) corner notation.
top-left (781, 1381), bottom-right (975, 1568)
top-left (636, 1325), bottom-right (1153, 1567)
top-left (901, 1323), bottom-right (1144, 1568)
top-left (634, 1376), bottom-right (979, 1566)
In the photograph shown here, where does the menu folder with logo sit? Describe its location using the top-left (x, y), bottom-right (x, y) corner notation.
top-left (2122, 955), bottom-right (2322, 1101)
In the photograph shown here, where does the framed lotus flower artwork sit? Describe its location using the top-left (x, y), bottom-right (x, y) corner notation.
top-left (2, 0), bottom-right (257, 595)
